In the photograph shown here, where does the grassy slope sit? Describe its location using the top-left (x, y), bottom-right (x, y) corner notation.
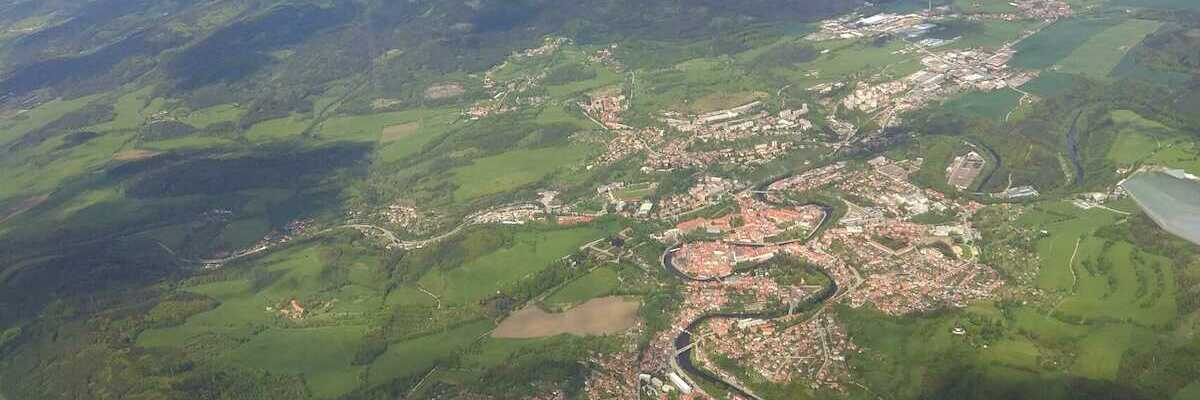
top-left (419, 225), bottom-right (605, 305)
top-left (1011, 18), bottom-right (1116, 70)
top-left (451, 145), bottom-right (595, 201)
top-left (1056, 19), bottom-right (1162, 80)
top-left (543, 267), bottom-right (619, 310)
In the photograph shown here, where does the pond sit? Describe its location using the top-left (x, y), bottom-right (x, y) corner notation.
top-left (492, 296), bottom-right (640, 338)
top-left (1122, 171), bottom-right (1200, 246)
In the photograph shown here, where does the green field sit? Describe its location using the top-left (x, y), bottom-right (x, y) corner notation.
top-left (1011, 18), bottom-right (1118, 70)
top-left (1021, 71), bottom-right (1078, 98)
top-left (0, 93), bottom-right (104, 145)
top-left (1111, 0), bottom-right (1200, 9)
top-left (1070, 324), bottom-right (1139, 380)
top-left (1148, 142), bottom-right (1200, 175)
top-left (1022, 202), bottom-right (1121, 292)
top-left (1016, 202), bottom-right (1178, 327)
top-left (1056, 240), bottom-right (1177, 326)
top-left (1055, 19), bottom-right (1162, 80)
top-left (366, 320), bottom-right (494, 386)
top-left (1098, 109), bottom-right (1200, 175)
top-left (244, 114), bottom-right (311, 142)
top-left (947, 20), bottom-right (1040, 51)
top-left (182, 104), bottom-right (245, 128)
top-left (1105, 110), bottom-right (1171, 165)
top-left (318, 107), bottom-right (458, 144)
top-left (224, 325), bottom-right (367, 398)
top-left (132, 239), bottom-right (516, 398)
top-left (85, 87), bottom-right (157, 132)
top-left (543, 267), bottom-right (619, 310)
top-left (941, 90), bottom-right (1022, 120)
top-left (807, 39), bottom-right (922, 79)
top-left (953, 0), bottom-right (1016, 13)
top-left (451, 145), bottom-right (594, 201)
top-left (545, 64), bottom-right (623, 98)
top-left (418, 225), bottom-right (606, 305)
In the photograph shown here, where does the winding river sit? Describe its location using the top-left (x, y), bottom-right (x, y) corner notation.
top-left (664, 186), bottom-right (839, 399)
top-left (666, 247), bottom-right (837, 399)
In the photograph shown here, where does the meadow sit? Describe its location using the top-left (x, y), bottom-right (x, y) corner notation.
top-left (450, 145), bottom-right (595, 201)
top-left (542, 267), bottom-right (620, 311)
top-left (941, 90), bottom-right (1023, 121)
top-left (129, 218), bottom-right (623, 398)
top-left (1011, 18), bottom-right (1119, 70)
top-left (1054, 19), bottom-right (1162, 80)
top-left (1104, 109), bottom-right (1174, 166)
top-left (417, 225), bottom-right (608, 306)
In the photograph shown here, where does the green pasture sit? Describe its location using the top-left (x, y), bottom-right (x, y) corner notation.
top-left (953, 0), bottom-right (1016, 13)
top-left (0, 93), bottom-right (104, 146)
top-left (1070, 324), bottom-right (1139, 380)
top-left (0, 130), bottom-right (134, 200)
top-left (1011, 18), bottom-right (1116, 70)
top-left (141, 135), bottom-right (236, 151)
top-left (366, 320), bottom-right (494, 386)
top-left (949, 20), bottom-right (1039, 50)
top-left (631, 56), bottom-right (766, 114)
top-left (450, 145), bottom-right (594, 201)
top-left (1021, 71), bottom-right (1078, 99)
top-left (941, 90), bottom-right (1022, 120)
top-left (1010, 306), bottom-right (1087, 342)
top-left (1019, 202), bottom-right (1118, 292)
top-left (543, 267), bottom-right (619, 310)
top-left (1111, 0), bottom-right (1200, 9)
top-left (1055, 19), bottom-right (1162, 80)
top-left (1015, 201), bottom-right (1178, 327)
top-left (224, 325), bottom-right (367, 399)
top-left (318, 107), bottom-right (458, 144)
top-left (418, 225), bottom-right (606, 305)
top-left (244, 114), bottom-right (311, 142)
top-left (138, 244), bottom-right (387, 346)
top-left (182, 104), bottom-right (245, 128)
top-left (217, 217), bottom-right (271, 250)
top-left (1105, 109), bottom-right (1172, 165)
top-left (545, 65), bottom-right (623, 98)
top-left (1148, 140), bottom-right (1200, 175)
top-left (979, 339), bottom-right (1041, 369)
top-left (1057, 240), bottom-right (1177, 327)
top-left (133, 242), bottom-right (413, 398)
top-left (533, 102), bottom-right (595, 131)
top-left (806, 39), bottom-right (922, 79)
top-left (85, 86), bottom-right (157, 132)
